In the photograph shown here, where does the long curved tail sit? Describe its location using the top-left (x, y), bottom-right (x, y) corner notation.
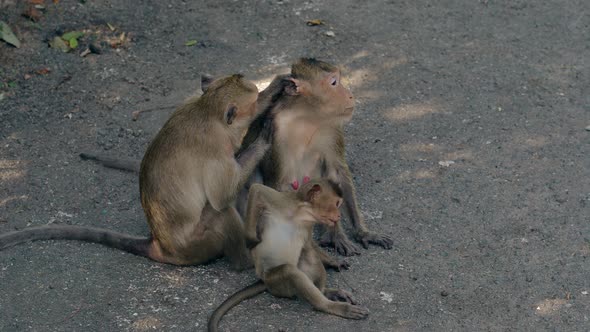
top-left (79, 152), bottom-right (140, 173)
top-left (0, 224), bottom-right (151, 257)
top-left (208, 280), bottom-right (266, 332)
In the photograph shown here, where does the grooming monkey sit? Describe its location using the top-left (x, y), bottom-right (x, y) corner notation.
top-left (0, 74), bottom-right (269, 269)
top-left (208, 180), bottom-right (369, 332)
top-left (80, 59), bottom-right (393, 256)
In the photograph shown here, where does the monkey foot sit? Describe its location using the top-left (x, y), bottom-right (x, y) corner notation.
top-left (343, 305), bottom-right (370, 320)
top-left (325, 289), bottom-right (357, 304)
top-left (325, 258), bottom-right (350, 271)
top-left (354, 230), bottom-right (394, 250)
top-left (319, 231), bottom-right (361, 256)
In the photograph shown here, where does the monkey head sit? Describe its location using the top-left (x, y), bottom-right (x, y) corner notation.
top-left (286, 58), bottom-right (355, 121)
top-left (201, 74), bottom-right (261, 147)
top-left (299, 179), bottom-right (343, 226)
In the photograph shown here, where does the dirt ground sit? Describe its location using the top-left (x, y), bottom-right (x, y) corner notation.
top-left (1, 0), bottom-right (589, 331)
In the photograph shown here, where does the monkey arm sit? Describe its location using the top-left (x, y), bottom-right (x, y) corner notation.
top-left (235, 114), bottom-right (273, 190)
top-left (333, 163), bottom-right (393, 250)
top-left (244, 184), bottom-right (274, 248)
top-left (205, 138), bottom-right (269, 212)
top-left (235, 139), bottom-right (269, 189)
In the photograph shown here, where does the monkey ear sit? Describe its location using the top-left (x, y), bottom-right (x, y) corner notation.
top-left (201, 74), bottom-right (214, 92)
top-left (284, 78), bottom-right (310, 96)
top-left (225, 104), bottom-right (237, 125)
top-left (306, 184), bottom-right (322, 202)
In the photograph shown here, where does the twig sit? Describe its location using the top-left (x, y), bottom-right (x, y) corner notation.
top-left (132, 105), bottom-right (176, 121)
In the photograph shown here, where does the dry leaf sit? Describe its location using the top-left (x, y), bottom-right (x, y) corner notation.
top-left (23, 6), bottom-right (42, 21)
top-left (35, 68), bottom-right (51, 75)
top-left (306, 19), bottom-right (324, 26)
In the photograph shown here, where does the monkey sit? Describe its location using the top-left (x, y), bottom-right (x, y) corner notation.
top-left (236, 58), bottom-right (393, 256)
top-left (0, 74), bottom-right (269, 269)
top-left (78, 59), bottom-right (394, 256)
top-left (208, 180), bottom-right (369, 332)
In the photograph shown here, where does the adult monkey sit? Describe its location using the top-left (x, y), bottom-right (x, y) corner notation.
top-left (238, 58), bottom-right (393, 256)
top-left (0, 74), bottom-right (269, 269)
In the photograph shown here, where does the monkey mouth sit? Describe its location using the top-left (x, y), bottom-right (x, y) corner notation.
top-left (322, 218), bottom-right (339, 226)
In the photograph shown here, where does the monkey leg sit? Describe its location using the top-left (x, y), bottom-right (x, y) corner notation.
top-left (150, 206), bottom-right (248, 268)
top-left (220, 207), bottom-right (253, 271)
top-left (264, 264), bottom-right (369, 320)
top-left (318, 222), bottom-right (361, 256)
top-left (334, 174), bottom-right (394, 251)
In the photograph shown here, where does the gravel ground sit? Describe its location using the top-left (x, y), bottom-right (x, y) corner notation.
top-left (1, 0), bottom-right (589, 331)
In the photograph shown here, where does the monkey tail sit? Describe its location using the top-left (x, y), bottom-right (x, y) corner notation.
top-left (208, 280), bottom-right (266, 332)
top-left (0, 225), bottom-right (152, 257)
top-left (79, 152), bottom-right (141, 173)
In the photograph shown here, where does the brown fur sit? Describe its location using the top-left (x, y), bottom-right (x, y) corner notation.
top-left (208, 180), bottom-right (368, 332)
top-left (0, 75), bottom-right (269, 269)
top-left (239, 58), bottom-right (393, 256)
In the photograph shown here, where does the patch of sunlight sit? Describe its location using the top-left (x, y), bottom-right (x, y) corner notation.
top-left (535, 298), bottom-right (568, 316)
top-left (131, 316), bottom-right (162, 331)
top-left (524, 136), bottom-right (548, 148)
top-left (397, 169), bottom-right (436, 181)
top-left (0, 159), bottom-right (27, 182)
top-left (251, 74), bottom-right (284, 91)
top-left (158, 270), bottom-right (188, 287)
top-left (399, 143), bottom-right (439, 153)
top-left (354, 89), bottom-right (386, 101)
top-left (444, 150), bottom-right (474, 161)
top-left (344, 68), bottom-right (375, 89)
top-left (380, 55), bottom-right (408, 70)
top-left (0, 195), bottom-right (28, 207)
top-left (350, 50), bottom-right (370, 60)
top-left (384, 102), bottom-right (440, 122)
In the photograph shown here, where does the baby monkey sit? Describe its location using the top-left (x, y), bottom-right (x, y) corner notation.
top-left (208, 179), bottom-right (369, 332)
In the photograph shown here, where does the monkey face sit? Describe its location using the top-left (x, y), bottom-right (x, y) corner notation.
top-left (317, 71), bottom-right (355, 119)
top-left (314, 195), bottom-right (342, 226)
top-left (303, 182), bottom-right (343, 226)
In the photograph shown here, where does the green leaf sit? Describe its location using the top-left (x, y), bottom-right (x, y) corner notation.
top-left (0, 21), bottom-right (21, 48)
top-left (69, 37), bottom-right (78, 49)
top-left (7, 81), bottom-right (17, 88)
top-left (61, 31), bottom-right (83, 41)
top-left (49, 36), bottom-right (70, 52)
top-left (185, 40), bottom-right (198, 46)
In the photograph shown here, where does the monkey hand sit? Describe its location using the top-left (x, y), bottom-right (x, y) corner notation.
top-left (331, 259), bottom-right (350, 272)
top-left (319, 229), bottom-right (361, 256)
top-left (354, 230), bottom-right (394, 250)
top-left (245, 236), bottom-right (261, 250)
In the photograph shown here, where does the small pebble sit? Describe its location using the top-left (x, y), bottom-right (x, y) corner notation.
top-left (441, 290), bottom-right (449, 297)
top-left (585, 125), bottom-right (590, 131)
top-left (325, 31), bottom-right (335, 37)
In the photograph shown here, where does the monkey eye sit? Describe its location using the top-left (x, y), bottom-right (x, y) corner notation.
top-left (330, 77), bottom-right (338, 86)
top-left (336, 199), bottom-right (342, 208)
